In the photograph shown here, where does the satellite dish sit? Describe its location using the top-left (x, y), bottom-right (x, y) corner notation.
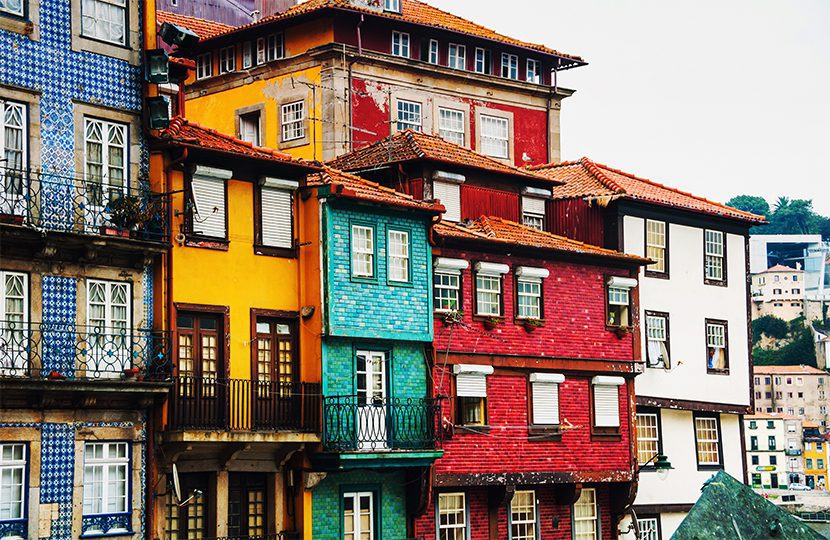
top-left (172, 463), bottom-right (182, 504)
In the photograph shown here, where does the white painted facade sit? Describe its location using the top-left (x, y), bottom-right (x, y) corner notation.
top-left (744, 415), bottom-right (788, 489)
top-left (619, 216), bottom-right (752, 540)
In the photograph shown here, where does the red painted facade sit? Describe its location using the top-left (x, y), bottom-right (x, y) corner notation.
top-left (548, 198), bottom-right (608, 248)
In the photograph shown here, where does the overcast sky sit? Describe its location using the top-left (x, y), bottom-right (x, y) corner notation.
top-left (427, 0), bottom-right (830, 215)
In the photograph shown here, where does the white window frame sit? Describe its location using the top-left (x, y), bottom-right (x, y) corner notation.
top-left (475, 274), bottom-right (501, 317)
top-left (266, 33), bottom-right (285, 61)
top-left (480, 114), bottom-right (509, 159)
top-left (704, 229), bottom-right (725, 282)
top-left (636, 412), bottom-right (660, 465)
top-left (706, 320), bottom-right (728, 372)
top-left (81, 0), bottom-right (127, 45)
top-left (521, 195), bottom-right (546, 231)
top-left (238, 111), bottom-right (261, 146)
top-left (428, 39), bottom-right (439, 64)
top-left (383, 0), bottom-right (400, 12)
top-left (526, 58), bottom-right (541, 84)
top-left (437, 492), bottom-right (467, 538)
top-left (0, 443), bottom-right (26, 522)
top-left (343, 491), bottom-right (374, 539)
top-left (438, 107), bottom-right (465, 146)
top-left (391, 31), bottom-right (410, 58)
top-left (242, 41), bottom-right (253, 69)
top-left (573, 488), bottom-right (598, 540)
top-left (351, 225), bottom-right (374, 278)
top-left (448, 43), bottom-right (466, 70)
top-left (280, 100), bottom-right (305, 142)
top-left (592, 376), bottom-right (623, 429)
top-left (434, 271), bottom-right (461, 313)
top-left (475, 47), bottom-right (490, 74)
top-left (510, 490), bottom-right (537, 540)
top-left (256, 37), bottom-right (266, 65)
top-left (645, 219), bottom-right (667, 274)
top-left (388, 229), bottom-right (410, 283)
top-left (516, 277), bottom-right (542, 320)
top-left (694, 415), bottom-right (722, 466)
top-left (82, 441), bottom-right (130, 518)
top-left (638, 517), bottom-right (660, 540)
top-left (86, 279), bottom-right (131, 376)
top-left (501, 53), bottom-right (518, 79)
top-left (196, 52), bottom-right (212, 80)
top-left (396, 99), bottom-right (422, 132)
top-left (219, 45), bottom-right (235, 74)
top-left (1, 100), bottom-right (27, 206)
top-left (0, 0), bottom-right (24, 17)
top-left (645, 313), bottom-right (670, 368)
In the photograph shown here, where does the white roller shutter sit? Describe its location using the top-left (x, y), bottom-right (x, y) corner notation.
top-left (433, 180), bottom-right (461, 222)
top-left (191, 168), bottom-right (229, 239)
top-left (593, 385), bottom-right (620, 427)
top-left (456, 373), bottom-right (487, 397)
top-left (261, 187), bottom-right (293, 248)
top-left (532, 382), bottom-right (560, 425)
top-left (522, 195), bottom-right (546, 215)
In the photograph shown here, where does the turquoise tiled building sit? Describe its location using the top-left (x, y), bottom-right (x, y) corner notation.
top-left (307, 168), bottom-right (444, 539)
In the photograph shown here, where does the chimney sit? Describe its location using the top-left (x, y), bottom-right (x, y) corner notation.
top-left (256, 0), bottom-right (300, 18)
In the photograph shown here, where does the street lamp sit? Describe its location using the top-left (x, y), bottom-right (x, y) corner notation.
top-left (640, 453), bottom-right (674, 481)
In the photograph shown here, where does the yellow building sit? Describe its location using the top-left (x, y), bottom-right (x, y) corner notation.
top-left (802, 422), bottom-right (828, 490)
top-left (149, 116), bottom-right (323, 538)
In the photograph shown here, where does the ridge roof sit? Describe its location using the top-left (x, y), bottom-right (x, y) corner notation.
top-left (308, 166), bottom-right (444, 213)
top-left (762, 264), bottom-right (804, 273)
top-left (753, 365), bottom-right (826, 375)
top-left (157, 11), bottom-right (234, 39)
top-left (198, 0), bottom-right (583, 65)
top-left (531, 157), bottom-right (766, 224)
top-left (434, 216), bottom-right (648, 264)
top-left (328, 130), bottom-right (554, 182)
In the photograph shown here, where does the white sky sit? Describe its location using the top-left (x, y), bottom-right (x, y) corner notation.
top-left (427, 0), bottom-right (830, 215)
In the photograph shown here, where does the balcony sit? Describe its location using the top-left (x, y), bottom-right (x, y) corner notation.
top-left (0, 170), bottom-right (170, 256)
top-left (320, 395), bottom-right (443, 467)
top-left (168, 377), bottom-right (321, 435)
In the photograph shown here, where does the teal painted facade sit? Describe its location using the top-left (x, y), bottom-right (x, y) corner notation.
top-left (313, 198), bottom-right (437, 539)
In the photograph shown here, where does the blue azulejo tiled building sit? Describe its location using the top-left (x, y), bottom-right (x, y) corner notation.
top-left (0, 0), bottom-right (170, 538)
top-left (303, 168), bottom-right (444, 540)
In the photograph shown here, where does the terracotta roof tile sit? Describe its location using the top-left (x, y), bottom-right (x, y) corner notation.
top-left (753, 365), bottom-right (826, 375)
top-left (155, 116), bottom-right (318, 167)
top-left (531, 157), bottom-right (767, 224)
top-left (328, 130), bottom-right (554, 182)
top-left (202, 0), bottom-right (583, 64)
top-left (157, 11), bottom-right (234, 39)
top-left (308, 166), bottom-right (444, 213)
top-left (762, 264), bottom-right (803, 273)
top-left (434, 216), bottom-right (648, 264)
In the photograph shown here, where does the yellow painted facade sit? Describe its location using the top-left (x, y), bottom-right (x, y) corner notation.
top-left (803, 440), bottom-right (829, 490)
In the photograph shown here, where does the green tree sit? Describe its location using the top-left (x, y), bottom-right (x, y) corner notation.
top-left (752, 315), bottom-right (789, 344)
top-left (768, 198), bottom-right (820, 235)
top-left (726, 195), bottom-right (770, 219)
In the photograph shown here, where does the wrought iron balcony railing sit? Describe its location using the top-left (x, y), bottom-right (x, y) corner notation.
top-left (169, 377), bottom-right (321, 433)
top-left (322, 395), bottom-right (441, 452)
top-left (0, 168), bottom-right (170, 243)
top-left (0, 321), bottom-right (171, 380)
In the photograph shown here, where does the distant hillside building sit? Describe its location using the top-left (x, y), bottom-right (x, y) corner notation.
top-left (754, 365), bottom-right (830, 429)
top-left (751, 264), bottom-right (806, 321)
top-left (744, 413), bottom-right (791, 489)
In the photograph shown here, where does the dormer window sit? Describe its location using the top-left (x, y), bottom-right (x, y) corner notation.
top-left (391, 31), bottom-right (410, 58)
top-left (448, 43), bottom-right (466, 70)
top-left (384, 0), bottom-right (401, 12)
top-left (526, 58), bottom-right (541, 84)
top-left (606, 277), bottom-right (637, 328)
top-left (521, 187), bottom-right (550, 231)
top-left (501, 53), bottom-right (518, 80)
top-left (431, 171), bottom-right (465, 222)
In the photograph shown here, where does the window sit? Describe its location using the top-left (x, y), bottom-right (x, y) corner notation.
top-left (343, 492), bottom-right (374, 540)
top-left (501, 53), bottom-right (518, 79)
top-left (793, 275), bottom-right (799, 282)
top-left (526, 58), bottom-right (541, 83)
top-left (0, 0), bottom-right (24, 17)
top-left (351, 225), bottom-right (374, 278)
top-left (0, 271), bottom-right (29, 375)
top-left (0, 443), bottom-right (26, 523)
top-left (767, 377), bottom-right (772, 384)
top-left (645, 220), bottom-right (667, 275)
top-left (807, 458), bottom-right (814, 469)
top-left (768, 436), bottom-right (776, 449)
top-left (433, 179), bottom-right (461, 222)
top-left (280, 100), bottom-right (305, 142)
top-left (521, 195), bottom-right (546, 231)
top-left (474, 48), bottom-right (491, 74)
top-left (749, 420), bottom-right (757, 429)
top-left (751, 473), bottom-right (762, 486)
top-left (767, 421), bottom-right (774, 429)
top-left (383, 0), bottom-right (400, 12)
top-left (454, 364), bottom-right (492, 426)
top-left (706, 320), bottom-right (729, 373)
top-left (391, 31), bottom-right (410, 58)
top-left (636, 411), bottom-right (661, 466)
top-left (266, 33), bottom-right (284, 61)
top-left (428, 39), bottom-right (439, 64)
top-left (433, 258), bottom-right (467, 312)
top-left (822, 406), bottom-right (827, 415)
top-left (770, 455), bottom-right (777, 465)
top-left (239, 111), bottom-right (261, 146)
top-left (819, 459), bottom-right (825, 469)
top-left (530, 373), bottom-right (563, 426)
top-left (176, 312), bottom-right (224, 399)
top-left (196, 53), bottom-right (212, 79)
top-left (84, 118), bottom-right (127, 210)
top-left (645, 312), bottom-right (670, 368)
top-left (219, 46), bottom-right (235, 74)
top-left (438, 493), bottom-right (466, 539)
top-left (1, 100), bottom-right (26, 204)
top-left (254, 318), bottom-right (295, 400)
top-left (510, 490), bottom-right (537, 540)
top-left (704, 229), bottom-right (725, 283)
top-left (474, 262), bottom-right (508, 317)
top-left (694, 414), bottom-right (722, 468)
top-left (750, 436), bottom-right (758, 450)
top-left (786, 377), bottom-right (792, 385)
top-left (751, 455), bottom-right (759, 465)
top-left (797, 377), bottom-right (804, 386)
top-left (257, 178), bottom-right (296, 251)
top-left (606, 285), bottom-right (631, 327)
top-left (573, 488), bottom-right (598, 540)
top-left (438, 107), bottom-right (465, 146)
top-left (516, 277), bottom-right (542, 319)
top-left (87, 279), bottom-right (131, 377)
top-left (799, 407), bottom-right (805, 415)
top-left (256, 37), bottom-right (266, 65)
top-left (388, 230), bottom-right (410, 282)
top-left (448, 43), bottom-right (466, 70)
top-left (480, 114), bottom-right (509, 159)
top-left (638, 516), bottom-right (661, 540)
top-left (396, 99), bottom-right (421, 131)
top-left (592, 377), bottom-right (623, 430)
top-left (228, 473), bottom-right (266, 537)
top-left (81, 0), bottom-right (127, 45)
top-left (242, 41), bottom-right (253, 68)
top-left (83, 442), bottom-right (129, 519)
top-left (189, 166), bottom-right (229, 239)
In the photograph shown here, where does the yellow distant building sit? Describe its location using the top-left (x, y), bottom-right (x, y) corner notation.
top-left (802, 422), bottom-right (828, 490)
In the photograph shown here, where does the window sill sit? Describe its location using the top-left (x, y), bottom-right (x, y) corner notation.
top-left (0, 14), bottom-right (34, 38)
top-left (454, 424), bottom-right (491, 435)
top-left (185, 236), bottom-right (229, 251)
top-left (704, 279), bottom-right (728, 287)
top-left (707, 369), bottom-right (731, 376)
top-left (387, 279), bottom-right (415, 289)
top-left (527, 425), bottom-right (561, 441)
top-left (350, 275), bottom-right (379, 285)
top-left (697, 464), bottom-right (724, 472)
top-left (253, 244), bottom-right (297, 258)
top-left (644, 271), bottom-right (670, 280)
top-left (591, 429), bottom-right (622, 441)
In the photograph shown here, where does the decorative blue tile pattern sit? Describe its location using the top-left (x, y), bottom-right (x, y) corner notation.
top-left (40, 275), bottom-right (77, 377)
top-left (142, 265), bottom-right (153, 328)
top-left (40, 423), bottom-right (75, 539)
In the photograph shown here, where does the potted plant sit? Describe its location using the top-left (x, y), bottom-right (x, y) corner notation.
top-left (522, 319), bottom-right (544, 332)
top-left (612, 326), bottom-right (632, 339)
top-left (482, 316), bottom-right (502, 331)
top-left (104, 195), bottom-right (144, 237)
top-left (122, 366), bottom-right (140, 379)
top-left (441, 309), bottom-right (464, 326)
top-left (48, 370), bottom-right (66, 380)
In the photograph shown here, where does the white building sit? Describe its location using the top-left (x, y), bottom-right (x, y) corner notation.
top-left (533, 159), bottom-right (765, 539)
top-left (751, 264), bottom-right (806, 321)
top-left (744, 413), bottom-right (795, 489)
top-left (750, 234), bottom-right (829, 304)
